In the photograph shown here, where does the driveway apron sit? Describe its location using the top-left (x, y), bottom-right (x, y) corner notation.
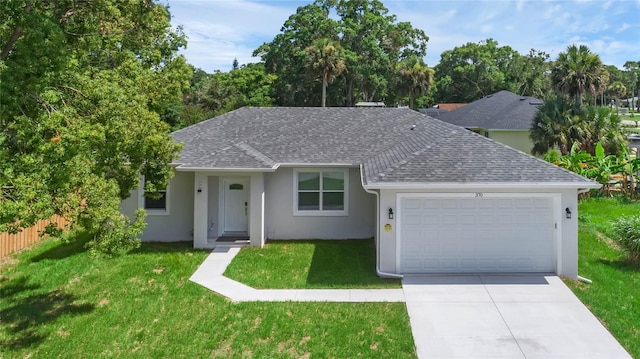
top-left (402, 274), bottom-right (631, 359)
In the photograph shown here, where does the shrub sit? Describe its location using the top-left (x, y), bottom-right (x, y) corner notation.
top-left (611, 216), bottom-right (640, 262)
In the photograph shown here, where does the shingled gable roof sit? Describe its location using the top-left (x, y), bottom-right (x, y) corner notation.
top-left (437, 90), bottom-right (543, 130)
top-left (171, 106), bottom-right (596, 187)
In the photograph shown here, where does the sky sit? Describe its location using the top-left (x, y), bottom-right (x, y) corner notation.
top-left (164, 0), bottom-right (640, 74)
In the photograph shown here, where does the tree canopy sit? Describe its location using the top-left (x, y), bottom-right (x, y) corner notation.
top-left (254, 0), bottom-right (429, 107)
top-left (0, 0), bottom-right (191, 255)
top-left (550, 44), bottom-right (605, 107)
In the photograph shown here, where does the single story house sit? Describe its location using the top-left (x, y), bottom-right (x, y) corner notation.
top-left (437, 90), bottom-right (543, 154)
top-left (120, 107), bottom-right (599, 278)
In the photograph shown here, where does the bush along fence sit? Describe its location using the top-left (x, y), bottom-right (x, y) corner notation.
top-left (0, 215), bottom-right (68, 258)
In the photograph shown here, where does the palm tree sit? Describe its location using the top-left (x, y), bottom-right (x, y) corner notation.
top-left (531, 96), bottom-right (626, 156)
top-left (304, 38), bottom-right (347, 107)
top-left (550, 44), bottom-right (604, 107)
top-left (530, 96), bottom-right (582, 156)
top-left (581, 106), bottom-right (626, 155)
top-left (606, 81), bottom-right (627, 112)
top-left (396, 55), bottom-right (434, 109)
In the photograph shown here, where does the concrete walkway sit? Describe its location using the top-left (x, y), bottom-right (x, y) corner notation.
top-left (190, 247), bottom-right (631, 359)
top-left (189, 246), bottom-right (405, 302)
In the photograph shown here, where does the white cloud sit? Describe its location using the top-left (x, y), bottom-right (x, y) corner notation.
top-left (616, 23), bottom-right (631, 33)
top-left (168, 0), bottom-right (640, 72)
top-left (480, 24), bottom-right (493, 33)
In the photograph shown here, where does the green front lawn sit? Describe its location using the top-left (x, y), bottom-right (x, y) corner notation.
top-left (0, 235), bottom-right (415, 358)
top-left (565, 197), bottom-right (640, 357)
top-left (224, 239), bottom-right (401, 289)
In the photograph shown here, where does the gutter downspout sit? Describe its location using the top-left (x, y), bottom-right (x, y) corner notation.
top-left (577, 187), bottom-right (593, 283)
top-left (360, 165), bottom-right (403, 279)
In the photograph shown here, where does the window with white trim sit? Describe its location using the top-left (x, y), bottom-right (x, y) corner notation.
top-left (294, 169), bottom-right (348, 216)
top-left (138, 176), bottom-right (170, 215)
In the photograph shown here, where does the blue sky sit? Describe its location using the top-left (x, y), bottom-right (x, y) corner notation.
top-left (165, 0), bottom-right (640, 73)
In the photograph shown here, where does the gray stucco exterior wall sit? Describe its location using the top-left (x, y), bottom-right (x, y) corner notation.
top-left (119, 171), bottom-right (194, 242)
top-left (264, 167), bottom-right (376, 240)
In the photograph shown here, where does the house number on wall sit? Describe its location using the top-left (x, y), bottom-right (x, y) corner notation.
top-left (384, 224), bottom-right (392, 232)
top-left (475, 193), bottom-right (484, 198)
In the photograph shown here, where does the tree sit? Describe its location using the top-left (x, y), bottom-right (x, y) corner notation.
top-left (254, 2), bottom-right (338, 106)
top-left (623, 61), bottom-right (639, 110)
top-left (434, 39), bottom-right (521, 103)
top-left (181, 63), bottom-right (277, 124)
top-left (507, 49), bottom-right (552, 99)
top-left (607, 81), bottom-right (627, 110)
top-left (396, 55), bottom-right (434, 109)
top-left (332, 0), bottom-right (428, 105)
top-left (550, 44), bottom-right (604, 107)
top-left (530, 96), bottom-right (625, 156)
top-left (305, 38), bottom-right (346, 107)
top-left (530, 96), bottom-right (581, 155)
top-left (254, 0), bottom-right (428, 106)
top-left (0, 0), bottom-right (190, 255)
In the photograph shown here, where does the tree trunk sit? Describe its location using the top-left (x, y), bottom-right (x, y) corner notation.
top-left (322, 75), bottom-right (327, 107)
top-left (347, 78), bottom-right (354, 106)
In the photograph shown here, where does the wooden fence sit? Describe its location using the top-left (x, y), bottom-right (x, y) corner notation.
top-left (0, 215), bottom-right (68, 258)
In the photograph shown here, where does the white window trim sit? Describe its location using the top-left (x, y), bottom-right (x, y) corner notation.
top-left (293, 168), bottom-right (349, 217)
top-left (138, 175), bottom-right (170, 216)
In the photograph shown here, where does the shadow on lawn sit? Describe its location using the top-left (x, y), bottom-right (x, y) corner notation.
top-left (597, 257), bottom-right (640, 273)
top-left (0, 275), bottom-right (94, 350)
top-left (306, 239), bottom-right (395, 286)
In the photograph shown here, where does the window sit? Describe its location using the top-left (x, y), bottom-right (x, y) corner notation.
top-left (144, 190), bottom-right (167, 210)
top-left (138, 176), bottom-right (170, 215)
top-left (294, 169), bottom-right (348, 216)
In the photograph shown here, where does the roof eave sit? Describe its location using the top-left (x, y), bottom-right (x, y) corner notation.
top-left (175, 165), bottom-right (279, 172)
top-left (363, 181), bottom-right (602, 190)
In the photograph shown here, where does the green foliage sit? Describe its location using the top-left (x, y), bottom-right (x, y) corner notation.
top-left (255, 0), bottom-right (428, 106)
top-left (531, 96), bottom-right (626, 155)
top-left (545, 141), bottom-right (640, 198)
top-left (0, 0), bottom-right (189, 254)
top-left (395, 55), bottom-right (434, 109)
top-left (305, 38), bottom-right (347, 107)
top-left (179, 63), bottom-right (276, 125)
top-left (611, 215), bottom-right (640, 261)
top-left (566, 198), bottom-right (640, 356)
top-left (433, 39), bottom-right (530, 103)
top-left (551, 44), bottom-right (605, 107)
top-left (84, 210), bottom-right (146, 257)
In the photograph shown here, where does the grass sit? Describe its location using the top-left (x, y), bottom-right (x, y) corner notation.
top-left (564, 196), bottom-right (640, 357)
top-left (0, 234), bottom-right (415, 358)
top-left (224, 239), bottom-right (401, 289)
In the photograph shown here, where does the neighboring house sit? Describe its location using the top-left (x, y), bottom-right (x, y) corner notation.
top-left (435, 103), bottom-right (466, 111)
top-left (437, 90), bottom-right (543, 154)
top-left (418, 107), bottom-right (448, 118)
top-left (120, 107), bottom-right (599, 279)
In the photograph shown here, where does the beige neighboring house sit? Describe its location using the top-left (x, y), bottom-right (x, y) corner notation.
top-left (437, 90), bottom-right (543, 154)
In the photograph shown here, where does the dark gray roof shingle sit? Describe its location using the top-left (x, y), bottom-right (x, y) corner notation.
top-left (437, 90), bottom-right (543, 130)
top-left (172, 107), bottom-right (594, 186)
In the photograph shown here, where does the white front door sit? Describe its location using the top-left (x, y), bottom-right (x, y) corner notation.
top-left (223, 178), bottom-right (249, 232)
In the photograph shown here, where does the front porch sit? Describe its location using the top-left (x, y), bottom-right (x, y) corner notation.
top-left (203, 231), bottom-right (251, 249)
top-left (190, 171), bottom-right (267, 249)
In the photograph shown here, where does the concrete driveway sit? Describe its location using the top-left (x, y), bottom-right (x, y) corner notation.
top-left (402, 275), bottom-right (631, 359)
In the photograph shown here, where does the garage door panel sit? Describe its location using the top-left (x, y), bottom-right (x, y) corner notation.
top-left (400, 195), bottom-right (555, 274)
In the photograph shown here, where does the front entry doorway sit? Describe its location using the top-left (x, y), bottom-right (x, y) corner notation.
top-left (222, 178), bottom-right (249, 233)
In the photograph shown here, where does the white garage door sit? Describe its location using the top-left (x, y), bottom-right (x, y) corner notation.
top-left (399, 194), bottom-right (556, 273)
